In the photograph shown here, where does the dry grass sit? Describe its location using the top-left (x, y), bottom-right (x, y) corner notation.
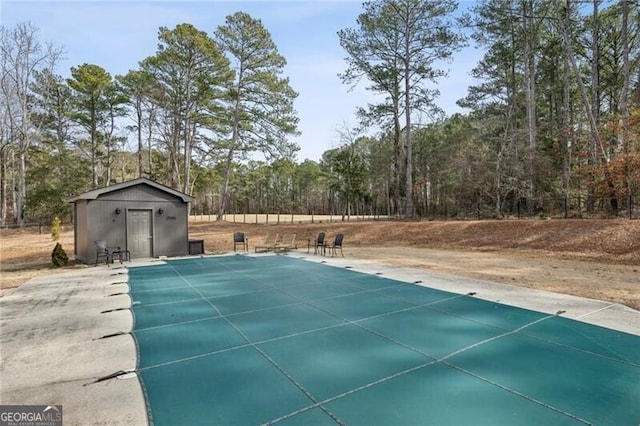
top-left (2, 219), bottom-right (639, 309)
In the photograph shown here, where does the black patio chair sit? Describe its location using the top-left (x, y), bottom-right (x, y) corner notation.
top-left (233, 232), bottom-right (248, 252)
top-left (328, 233), bottom-right (344, 257)
top-left (309, 232), bottom-right (326, 255)
top-left (94, 240), bottom-right (111, 265)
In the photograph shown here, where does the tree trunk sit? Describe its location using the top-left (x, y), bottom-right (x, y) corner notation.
top-left (183, 120), bottom-right (195, 195)
top-left (0, 147), bottom-right (6, 225)
top-left (182, 69), bottom-right (193, 195)
top-left (591, 0), bottom-right (600, 133)
top-left (404, 99), bottom-right (413, 217)
top-left (588, 0), bottom-right (601, 212)
top-left (146, 107), bottom-right (155, 175)
top-left (218, 146), bottom-right (235, 222)
top-left (561, 22), bottom-right (572, 211)
top-left (105, 106), bottom-right (117, 185)
top-left (170, 114), bottom-right (181, 189)
top-left (391, 96), bottom-right (402, 216)
top-left (218, 76), bottom-right (243, 221)
top-left (621, 0), bottom-right (631, 215)
top-left (523, 0), bottom-right (537, 213)
top-left (561, 4), bottom-right (602, 154)
top-left (403, 25), bottom-right (413, 218)
top-left (136, 98), bottom-right (143, 177)
top-left (16, 150), bottom-right (26, 226)
top-left (90, 104), bottom-right (99, 187)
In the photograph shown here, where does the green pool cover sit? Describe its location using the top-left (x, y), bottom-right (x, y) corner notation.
top-left (129, 255), bottom-right (640, 425)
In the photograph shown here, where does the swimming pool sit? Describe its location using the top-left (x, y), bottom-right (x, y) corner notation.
top-left (129, 255), bottom-right (640, 425)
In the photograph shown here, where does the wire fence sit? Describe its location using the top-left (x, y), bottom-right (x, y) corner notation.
top-left (508, 195), bottom-right (638, 220)
top-left (0, 222), bottom-right (47, 231)
top-left (2, 193), bottom-right (637, 229)
top-left (189, 213), bottom-right (390, 225)
top-left (417, 194), bottom-right (639, 220)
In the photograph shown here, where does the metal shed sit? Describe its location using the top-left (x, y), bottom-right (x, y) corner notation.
top-left (70, 178), bottom-right (194, 264)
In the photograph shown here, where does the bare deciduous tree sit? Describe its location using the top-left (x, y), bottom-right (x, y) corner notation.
top-left (0, 22), bottom-right (63, 226)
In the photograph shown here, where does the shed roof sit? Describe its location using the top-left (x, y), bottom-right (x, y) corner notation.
top-left (69, 177), bottom-right (195, 203)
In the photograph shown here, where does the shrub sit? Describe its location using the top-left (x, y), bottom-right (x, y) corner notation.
top-left (51, 216), bottom-right (61, 241)
top-left (51, 242), bottom-right (69, 267)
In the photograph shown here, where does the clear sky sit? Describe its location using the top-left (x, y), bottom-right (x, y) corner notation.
top-left (1, 0), bottom-right (482, 162)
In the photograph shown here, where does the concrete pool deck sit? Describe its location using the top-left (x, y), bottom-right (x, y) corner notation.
top-left (1, 253), bottom-right (638, 425)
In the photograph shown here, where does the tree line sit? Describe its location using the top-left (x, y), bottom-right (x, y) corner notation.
top-left (1, 1), bottom-right (638, 227)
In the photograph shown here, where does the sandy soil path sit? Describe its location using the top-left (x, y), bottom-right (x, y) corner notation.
top-left (348, 247), bottom-right (640, 310)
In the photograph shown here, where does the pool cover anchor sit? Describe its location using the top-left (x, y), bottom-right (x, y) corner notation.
top-left (100, 307), bottom-right (128, 314)
top-left (84, 368), bottom-right (137, 386)
top-left (107, 292), bottom-right (129, 297)
top-left (93, 331), bottom-right (130, 341)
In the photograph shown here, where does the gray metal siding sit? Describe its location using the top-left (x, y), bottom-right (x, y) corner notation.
top-left (74, 181), bottom-right (190, 264)
top-left (100, 185), bottom-right (180, 203)
top-left (154, 202), bottom-right (189, 257)
top-left (75, 201), bottom-right (89, 263)
top-left (86, 199), bottom-right (128, 264)
top-left (84, 200), bottom-right (188, 262)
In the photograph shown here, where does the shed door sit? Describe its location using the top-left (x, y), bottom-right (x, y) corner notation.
top-left (127, 210), bottom-right (152, 258)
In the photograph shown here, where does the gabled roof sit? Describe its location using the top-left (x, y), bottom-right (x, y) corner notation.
top-left (69, 177), bottom-right (194, 203)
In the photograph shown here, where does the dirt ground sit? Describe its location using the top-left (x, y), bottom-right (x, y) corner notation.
top-left (1, 219), bottom-right (639, 310)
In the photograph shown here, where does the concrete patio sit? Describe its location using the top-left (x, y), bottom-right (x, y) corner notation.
top-left (1, 253), bottom-right (638, 425)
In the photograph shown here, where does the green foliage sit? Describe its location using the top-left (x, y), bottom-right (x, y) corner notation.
top-left (51, 216), bottom-right (61, 241)
top-left (51, 242), bottom-right (69, 267)
top-left (27, 68), bottom-right (93, 222)
top-left (67, 63), bottom-right (123, 187)
top-left (116, 69), bottom-right (157, 177)
top-left (321, 138), bottom-right (370, 218)
top-left (26, 145), bottom-right (92, 221)
top-left (67, 64), bottom-right (113, 130)
top-left (141, 23), bottom-right (233, 192)
top-left (338, 0), bottom-right (465, 216)
top-left (5, 4), bottom-right (639, 225)
top-left (215, 11), bottom-right (300, 156)
top-left (214, 12), bottom-right (300, 218)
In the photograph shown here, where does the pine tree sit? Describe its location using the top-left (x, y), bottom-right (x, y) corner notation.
top-left (214, 12), bottom-right (300, 220)
top-left (51, 242), bottom-right (69, 267)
